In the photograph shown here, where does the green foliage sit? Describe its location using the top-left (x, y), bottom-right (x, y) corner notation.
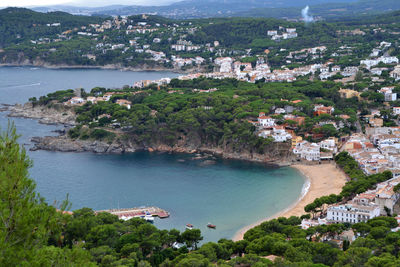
top-left (335, 152), bottom-right (393, 198)
top-left (0, 122), bottom-right (93, 265)
top-left (89, 129), bottom-right (115, 141)
top-left (0, 7), bottom-right (104, 47)
top-left (4, 123), bottom-right (400, 266)
top-left (51, 78), bottom-right (352, 155)
top-left (36, 89), bottom-right (75, 106)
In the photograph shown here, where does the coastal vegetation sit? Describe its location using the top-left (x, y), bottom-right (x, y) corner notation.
top-left (29, 78), bottom-right (363, 156)
top-left (3, 123), bottom-right (400, 266)
top-left (3, 4), bottom-right (400, 266)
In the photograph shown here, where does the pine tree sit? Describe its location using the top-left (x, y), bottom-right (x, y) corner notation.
top-left (0, 122), bottom-right (55, 264)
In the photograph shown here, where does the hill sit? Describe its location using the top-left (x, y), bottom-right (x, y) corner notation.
top-left (239, 0), bottom-right (400, 20)
top-left (31, 0), bottom-right (357, 19)
top-left (0, 7), bottom-right (104, 47)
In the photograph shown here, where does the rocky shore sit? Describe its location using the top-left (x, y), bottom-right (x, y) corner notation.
top-left (3, 102), bottom-right (294, 165)
top-left (30, 134), bottom-right (294, 165)
top-left (30, 135), bottom-right (134, 153)
top-left (5, 102), bottom-right (77, 126)
top-left (0, 61), bottom-right (204, 74)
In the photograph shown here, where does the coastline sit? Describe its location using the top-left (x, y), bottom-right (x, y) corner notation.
top-left (232, 162), bottom-right (347, 241)
top-left (0, 63), bottom-right (200, 75)
top-left (1, 103), bottom-right (294, 165)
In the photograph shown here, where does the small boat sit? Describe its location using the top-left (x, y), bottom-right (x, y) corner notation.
top-left (144, 215), bottom-right (154, 223)
top-left (207, 223), bottom-right (216, 229)
top-left (186, 224), bottom-right (194, 230)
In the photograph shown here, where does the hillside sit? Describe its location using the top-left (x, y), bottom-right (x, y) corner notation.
top-left (0, 7), bottom-right (104, 47)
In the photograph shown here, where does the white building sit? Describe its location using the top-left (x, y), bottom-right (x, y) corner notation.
top-left (319, 138), bottom-right (338, 154)
top-left (380, 56), bottom-right (399, 65)
top-left (275, 108), bottom-right (286, 114)
top-left (327, 202), bottom-right (380, 224)
top-left (87, 96), bottom-right (97, 103)
top-left (293, 141), bottom-right (321, 161)
top-left (379, 87), bottom-right (397, 102)
top-left (373, 178), bottom-right (400, 215)
top-left (393, 107), bottom-right (400, 115)
top-left (258, 112), bottom-right (275, 127)
top-left (111, 44), bottom-right (125, 50)
top-left (341, 66), bottom-right (359, 77)
top-left (390, 65), bottom-right (400, 80)
top-left (258, 126), bottom-right (292, 142)
top-left (171, 44), bottom-right (186, 51)
top-left (301, 218), bottom-right (327, 229)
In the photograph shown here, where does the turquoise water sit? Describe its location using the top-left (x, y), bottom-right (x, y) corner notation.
top-left (0, 67), bottom-right (305, 242)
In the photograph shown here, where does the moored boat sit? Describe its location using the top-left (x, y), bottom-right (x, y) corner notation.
top-left (186, 224), bottom-right (194, 230)
top-left (207, 223), bottom-right (216, 229)
top-left (144, 215), bottom-right (155, 223)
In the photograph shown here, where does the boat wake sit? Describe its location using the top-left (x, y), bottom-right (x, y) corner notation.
top-left (1, 82), bottom-right (41, 89)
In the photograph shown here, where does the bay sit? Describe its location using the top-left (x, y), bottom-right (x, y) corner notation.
top-left (0, 66), bottom-right (305, 242)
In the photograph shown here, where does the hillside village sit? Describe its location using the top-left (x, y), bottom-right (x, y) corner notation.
top-left (7, 6), bottom-right (400, 266)
top-left (50, 31), bottom-right (400, 245)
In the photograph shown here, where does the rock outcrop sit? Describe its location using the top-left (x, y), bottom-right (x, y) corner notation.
top-left (31, 135), bottom-right (136, 154)
top-left (30, 134), bottom-right (294, 165)
top-left (7, 102), bottom-right (76, 125)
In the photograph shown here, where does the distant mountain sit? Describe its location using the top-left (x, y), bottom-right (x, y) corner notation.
top-left (91, 0), bottom-right (358, 18)
top-left (15, 0), bottom-right (400, 20)
top-left (238, 0), bottom-right (400, 20)
top-left (32, 5), bottom-right (128, 16)
top-left (28, 0), bottom-right (357, 19)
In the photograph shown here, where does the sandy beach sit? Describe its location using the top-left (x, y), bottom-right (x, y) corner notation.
top-left (232, 163), bottom-right (347, 241)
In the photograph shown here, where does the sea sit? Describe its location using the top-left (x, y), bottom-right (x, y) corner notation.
top-left (0, 66), bottom-right (306, 242)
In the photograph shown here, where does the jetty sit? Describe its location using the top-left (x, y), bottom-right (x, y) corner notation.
top-left (97, 206), bottom-right (170, 220)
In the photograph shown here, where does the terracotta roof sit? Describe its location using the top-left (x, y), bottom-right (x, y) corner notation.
top-left (259, 116), bottom-right (272, 119)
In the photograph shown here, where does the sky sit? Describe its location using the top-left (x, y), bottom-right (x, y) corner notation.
top-left (0, 0), bottom-right (180, 8)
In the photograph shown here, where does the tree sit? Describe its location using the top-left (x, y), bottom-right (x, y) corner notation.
top-left (394, 183), bottom-right (400, 193)
top-left (0, 123), bottom-right (57, 264)
top-left (181, 229), bottom-right (203, 250)
top-left (0, 123), bottom-right (93, 265)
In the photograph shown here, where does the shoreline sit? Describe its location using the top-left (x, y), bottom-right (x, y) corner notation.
top-left (0, 104), bottom-right (293, 166)
top-left (0, 63), bottom-right (200, 75)
top-left (232, 163), bottom-right (347, 241)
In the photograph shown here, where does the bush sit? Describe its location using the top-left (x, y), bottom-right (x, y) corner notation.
top-left (68, 126), bottom-right (81, 139)
top-left (89, 129), bottom-right (115, 141)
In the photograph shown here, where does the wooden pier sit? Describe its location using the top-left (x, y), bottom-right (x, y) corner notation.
top-left (97, 206), bottom-right (170, 220)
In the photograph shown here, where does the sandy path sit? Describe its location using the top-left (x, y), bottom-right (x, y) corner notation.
top-left (232, 163), bottom-right (347, 241)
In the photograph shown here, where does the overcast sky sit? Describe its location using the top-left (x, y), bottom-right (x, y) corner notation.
top-left (0, 0), bottom-right (180, 8)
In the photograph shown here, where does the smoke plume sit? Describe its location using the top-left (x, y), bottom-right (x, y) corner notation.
top-left (301, 6), bottom-right (314, 23)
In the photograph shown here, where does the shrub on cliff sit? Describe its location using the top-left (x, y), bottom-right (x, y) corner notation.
top-left (90, 129), bottom-right (115, 141)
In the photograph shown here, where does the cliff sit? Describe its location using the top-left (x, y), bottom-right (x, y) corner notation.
top-left (30, 133), bottom-right (295, 165)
